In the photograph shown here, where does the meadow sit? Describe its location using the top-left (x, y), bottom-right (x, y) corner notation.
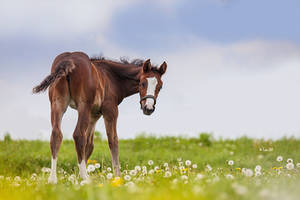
top-left (0, 133), bottom-right (300, 200)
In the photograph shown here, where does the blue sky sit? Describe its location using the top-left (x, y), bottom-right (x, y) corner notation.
top-left (0, 0), bottom-right (299, 139)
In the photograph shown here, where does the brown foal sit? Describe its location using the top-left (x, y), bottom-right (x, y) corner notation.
top-left (33, 52), bottom-right (167, 183)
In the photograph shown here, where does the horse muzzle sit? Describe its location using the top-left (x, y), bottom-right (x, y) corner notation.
top-left (140, 95), bottom-right (156, 115)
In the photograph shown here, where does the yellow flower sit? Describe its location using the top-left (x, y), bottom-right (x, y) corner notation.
top-left (111, 177), bottom-right (123, 187)
top-left (155, 170), bottom-right (161, 173)
top-left (236, 168), bottom-right (241, 170)
top-left (278, 167), bottom-right (283, 169)
top-left (272, 167), bottom-right (277, 170)
top-left (98, 183), bottom-right (104, 188)
top-left (87, 160), bottom-right (92, 164)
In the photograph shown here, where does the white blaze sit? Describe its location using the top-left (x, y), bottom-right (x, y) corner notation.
top-left (78, 160), bottom-right (89, 180)
top-left (48, 157), bottom-right (57, 184)
top-left (145, 77), bottom-right (158, 109)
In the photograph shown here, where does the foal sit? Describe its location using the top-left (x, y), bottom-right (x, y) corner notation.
top-left (33, 52), bottom-right (167, 183)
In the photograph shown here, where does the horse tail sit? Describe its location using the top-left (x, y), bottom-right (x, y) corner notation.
top-left (32, 60), bottom-right (76, 94)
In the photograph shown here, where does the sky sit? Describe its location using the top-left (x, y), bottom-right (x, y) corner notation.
top-left (0, 0), bottom-right (299, 140)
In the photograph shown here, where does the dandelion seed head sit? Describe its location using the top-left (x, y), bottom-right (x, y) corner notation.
top-left (95, 163), bottom-right (100, 169)
top-left (185, 160), bottom-right (192, 166)
top-left (276, 156), bottom-right (283, 162)
top-left (192, 164), bottom-right (197, 169)
top-left (286, 163), bottom-right (294, 170)
top-left (228, 160), bottom-right (234, 166)
top-left (148, 160), bottom-right (154, 166)
top-left (106, 173), bottom-right (113, 180)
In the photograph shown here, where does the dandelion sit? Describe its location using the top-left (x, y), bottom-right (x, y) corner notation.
top-left (287, 158), bottom-right (293, 163)
top-left (148, 160), bottom-right (154, 166)
top-left (255, 165), bottom-right (262, 172)
top-left (228, 160), bottom-right (234, 166)
top-left (106, 173), bottom-right (113, 179)
top-left (14, 176), bottom-right (21, 182)
top-left (111, 177), bottom-right (122, 187)
top-left (107, 167), bottom-right (112, 172)
top-left (164, 171), bottom-right (172, 178)
top-left (142, 166), bottom-right (147, 171)
top-left (244, 169), bottom-right (253, 177)
top-left (206, 164), bottom-right (212, 171)
top-left (286, 163), bottom-right (294, 170)
top-left (95, 163), bottom-right (100, 169)
top-left (276, 156), bottom-right (283, 162)
top-left (129, 170), bottom-right (137, 176)
top-left (163, 163), bottom-right (168, 168)
top-left (255, 171), bottom-right (262, 177)
top-left (185, 160), bottom-right (192, 166)
top-left (148, 169), bottom-right (154, 174)
top-left (195, 173), bottom-right (204, 180)
top-left (154, 166), bottom-right (159, 171)
top-left (41, 167), bottom-right (51, 173)
top-left (134, 166), bottom-right (141, 171)
top-left (226, 174), bottom-right (234, 180)
top-left (124, 175), bottom-right (131, 181)
top-left (87, 164), bottom-right (95, 173)
top-left (192, 164), bottom-right (197, 169)
top-left (68, 174), bottom-right (76, 182)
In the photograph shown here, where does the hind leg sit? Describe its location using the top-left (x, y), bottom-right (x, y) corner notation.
top-left (73, 105), bottom-right (91, 180)
top-left (48, 81), bottom-right (69, 184)
top-left (85, 115), bottom-right (100, 163)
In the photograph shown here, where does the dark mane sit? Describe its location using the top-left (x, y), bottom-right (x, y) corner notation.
top-left (90, 55), bottom-right (144, 67)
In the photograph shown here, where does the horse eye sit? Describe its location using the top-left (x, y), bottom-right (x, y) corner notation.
top-left (141, 82), bottom-right (146, 88)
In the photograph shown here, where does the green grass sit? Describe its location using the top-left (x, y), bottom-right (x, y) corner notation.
top-left (0, 134), bottom-right (300, 200)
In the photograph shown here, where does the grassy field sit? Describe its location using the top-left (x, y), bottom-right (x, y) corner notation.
top-left (0, 133), bottom-right (300, 200)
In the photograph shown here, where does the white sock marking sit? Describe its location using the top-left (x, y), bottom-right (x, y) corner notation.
top-left (145, 77), bottom-right (158, 109)
top-left (79, 160), bottom-right (89, 180)
top-left (48, 157), bottom-right (57, 184)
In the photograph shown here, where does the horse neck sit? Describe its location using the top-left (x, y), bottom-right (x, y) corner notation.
top-left (121, 68), bottom-right (141, 98)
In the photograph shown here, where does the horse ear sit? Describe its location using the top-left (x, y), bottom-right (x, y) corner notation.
top-left (143, 59), bottom-right (151, 72)
top-left (159, 61), bottom-right (167, 75)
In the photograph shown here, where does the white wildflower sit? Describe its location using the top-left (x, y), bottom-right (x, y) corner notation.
top-left (129, 170), bottom-right (137, 176)
top-left (107, 167), bottom-right (112, 172)
top-left (287, 158), bottom-right (293, 163)
top-left (87, 164), bottom-right (95, 173)
top-left (255, 171), bottom-right (262, 177)
top-left (41, 167), bottom-right (51, 173)
top-left (95, 163), bottom-right (100, 169)
top-left (276, 156), bottom-right (283, 162)
top-left (244, 169), bottom-right (253, 177)
top-left (192, 164), bottom-right (198, 169)
top-left (124, 175), bottom-right (131, 181)
top-left (134, 166), bottom-right (141, 171)
top-left (226, 174), bottom-right (234, 180)
top-left (185, 160), bottom-right (192, 166)
top-left (148, 160), bottom-right (154, 166)
top-left (228, 160), bottom-right (234, 166)
top-left (255, 165), bottom-right (262, 172)
top-left (164, 171), bottom-right (172, 178)
top-left (106, 173), bottom-right (113, 179)
top-left (163, 163), bottom-right (168, 168)
top-left (195, 173), bottom-right (204, 180)
top-left (206, 164), bottom-right (212, 171)
top-left (154, 166), bottom-right (159, 171)
top-left (148, 169), bottom-right (154, 174)
top-left (14, 176), bottom-right (21, 182)
top-left (286, 163), bottom-right (294, 170)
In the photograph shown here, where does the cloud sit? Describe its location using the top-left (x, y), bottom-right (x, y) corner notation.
top-left (0, 0), bottom-right (137, 38)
